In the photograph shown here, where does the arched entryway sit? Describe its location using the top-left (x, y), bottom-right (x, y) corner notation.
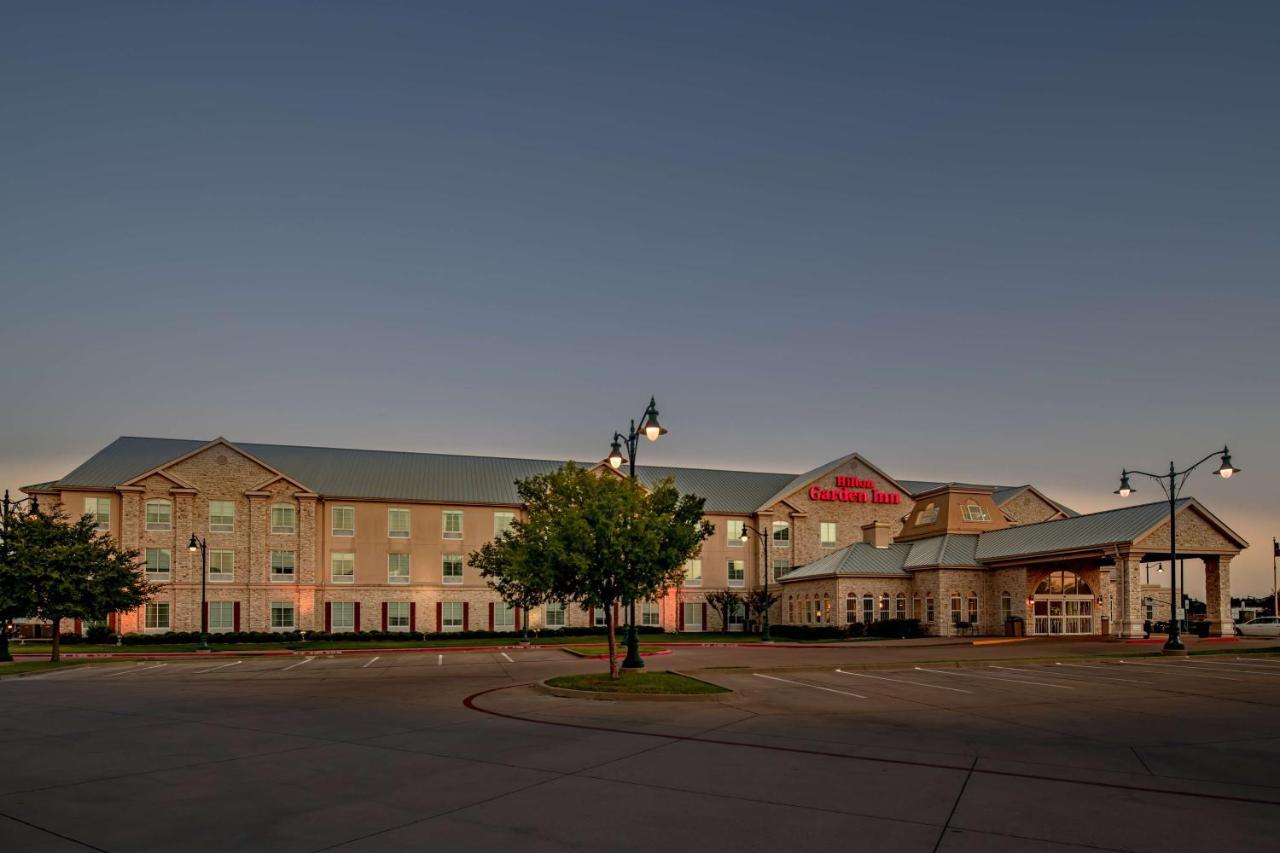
top-left (1032, 570), bottom-right (1094, 635)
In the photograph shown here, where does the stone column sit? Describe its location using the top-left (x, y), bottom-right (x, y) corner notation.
top-left (1115, 552), bottom-right (1145, 639)
top-left (1204, 555), bottom-right (1234, 637)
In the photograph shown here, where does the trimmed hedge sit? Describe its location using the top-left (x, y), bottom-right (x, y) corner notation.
top-left (865, 618), bottom-right (923, 639)
top-left (117, 625), bottom-right (669, 645)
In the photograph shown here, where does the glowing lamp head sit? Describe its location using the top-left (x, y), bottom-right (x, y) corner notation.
top-left (1114, 472), bottom-right (1133, 498)
top-left (1215, 448), bottom-right (1240, 479)
top-left (739, 527), bottom-right (750, 543)
top-left (1156, 564), bottom-right (1164, 574)
top-left (642, 397), bottom-right (666, 441)
top-left (187, 534), bottom-right (199, 553)
top-left (607, 439), bottom-right (625, 470)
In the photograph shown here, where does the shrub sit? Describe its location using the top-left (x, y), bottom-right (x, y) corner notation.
top-left (865, 618), bottom-right (923, 639)
top-left (86, 624), bottom-right (116, 644)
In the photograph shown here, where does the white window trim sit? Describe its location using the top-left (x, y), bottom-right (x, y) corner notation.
top-left (145, 548), bottom-right (172, 582)
top-left (727, 520), bottom-right (745, 548)
top-left (145, 500), bottom-right (172, 532)
top-left (270, 603), bottom-right (296, 632)
top-left (85, 497), bottom-right (111, 530)
top-left (270, 550), bottom-right (296, 583)
top-left (386, 602), bottom-right (411, 632)
top-left (493, 511), bottom-right (515, 538)
top-left (682, 602), bottom-right (703, 631)
top-left (331, 601), bottom-right (356, 631)
top-left (544, 602), bottom-right (565, 628)
top-left (494, 603), bottom-right (516, 630)
top-left (208, 550), bottom-right (235, 583)
top-left (684, 560), bottom-right (702, 587)
top-left (727, 559), bottom-right (746, 587)
top-left (270, 504), bottom-right (297, 535)
top-left (820, 522), bottom-right (837, 548)
top-left (144, 602), bottom-right (171, 632)
top-left (207, 601), bottom-right (235, 632)
top-left (441, 602), bottom-right (464, 632)
top-left (332, 506), bottom-right (355, 537)
top-left (442, 511), bottom-right (464, 540)
top-left (330, 553), bottom-right (355, 584)
top-left (442, 554), bottom-right (464, 585)
top-left (209, 500), bottom-right (235, 534)
top-left (388, 553), bottom-right (411, 585)
top-left (388, 508), bottom-right (411, 539)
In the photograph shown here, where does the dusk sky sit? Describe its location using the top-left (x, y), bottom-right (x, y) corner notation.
top-left (3, 2), bottom-right (1277, 596)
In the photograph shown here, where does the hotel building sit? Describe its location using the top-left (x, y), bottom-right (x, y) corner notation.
top-left (21, 436), bottom-right (1246, 639)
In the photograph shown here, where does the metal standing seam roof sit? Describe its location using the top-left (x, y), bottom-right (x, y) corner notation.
top-left (43, 437), bottom-right (796, 514)
top-left (974, 499), bottom-right (1192, 561)
top-left (781, 543), bottom-right (914, 580)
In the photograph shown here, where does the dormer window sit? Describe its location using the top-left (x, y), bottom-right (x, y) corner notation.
top-left (916, 503), bottom-right (939, 525)
top-left (961, 502), bottom-right (991, 522)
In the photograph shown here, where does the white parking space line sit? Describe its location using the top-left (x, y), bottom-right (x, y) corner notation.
top-left (105, 663), bottom-right (166, 678)
top-left (914, 667), bottom-right (1074, 689)
top-left (753, 673), bottom-right (866, 699)
top-left (1235, 656), bottom-right (1280, 665)
top-left (280, 657), bottom-right (313, 672)
top-left (437, 655), bottom-right (443, 666)
top-left (1117, 661), bottom-right (1245, 681)
top-left (1051, 663), bottom-right (1156, 685)
top-left (500, 652), bottom-right (515, 663)
top-left (835, 668), bottom-right (972, 693)
top-left (1173, 660), bottom-right (1280, 676)
top-left (195, 660), bottom-right (242, 675)
top-left (362, 656), bottom-right (380, 668)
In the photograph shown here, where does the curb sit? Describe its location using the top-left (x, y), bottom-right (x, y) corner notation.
top-left (532, 672), bottom-right (733, 702)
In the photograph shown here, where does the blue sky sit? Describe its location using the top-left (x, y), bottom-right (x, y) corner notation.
top-left (3, 1), bottom-right (1277, 595)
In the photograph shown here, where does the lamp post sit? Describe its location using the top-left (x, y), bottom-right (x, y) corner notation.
top-left (187, 534), bottom-right (211, 652)
top-left (740, 523), bottom-right (773, 642)
top-left (606, 396), bottom-right (666, 670)
top-left (1114, 446), bottom-right (1239, 652)
top-left (1, 490), bottom-right (39, 662)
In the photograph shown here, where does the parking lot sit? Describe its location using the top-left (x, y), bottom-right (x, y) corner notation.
top-left (3, 646), bottom-right (1280, 851)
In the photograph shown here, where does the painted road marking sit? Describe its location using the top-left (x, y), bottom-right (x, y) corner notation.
top-left (1051, 663), bottom-right (1157, 685)
top-left (1235, 656), bottom-right (1280, 665)
top-left (1117, 661), bottom-right (1245, 682)
top-left (195, 660), bottom-right (242, 675)
top-left (500, 652), bottom-right (514, 663)
top-left (835, 668), bottom-right (972, 693)
top-left (1174, 660), bottom-right (1280, 676)
top-left (753, 673), bottom-right (866, 699)
top-left (438, 655), bottom-right (444, 666)
top-left (281, 657), bottom-right (313, 672)
top-left (362, 656), bottom-right (380, 669)
top-left (105, 662), bottom-right (166, 678)
top-left (914, 667), bottom-right (1074, 689)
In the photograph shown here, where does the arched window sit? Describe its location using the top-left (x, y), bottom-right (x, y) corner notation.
top-left (845, 593), bottom-right (856, 624)
top-left (950, 594), bottom-right (962, 625)
top-left (916, 503), bottom-right (939, 525)
top-left (1034, 570), bottom-right (1093, 596)
top-left (895, 592), bottom-right (906, 620)
top-left (822, 593), bottom-right (832, 623)
top-left (961, 502), bottom-right (990, 522)
top-left (862, 594), bottom-right (874, 624)
top-left (145, 500), bottom-right (172, 531)
top-left (1000, 591), bottom-right (1012, 621)
top-left (967, 593), bottom-right (979, 624)
top-left (878, 593), bottom-right (890, 622)
top-left (925, 596), bottom-right (935, 623)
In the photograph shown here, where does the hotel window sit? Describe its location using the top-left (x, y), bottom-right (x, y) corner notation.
top-left (145, 500), bottom-right (172, 531)
top-left (594, 607), bottom-right (608, 627)
top-left (441, 601), bottom-right (463, 631)
top-left (494, 603), bottom-right (515, 629)
top-left (331, 552), bottom-right (355, 584)
top-left (895, 593), bottom-right (906, 620)
top-left (332, 601), bottom-right (355, 631)
top-left (1000, 592), bottom-right (1012, 622)
top-left (862, 595), bottom-right (874, 624)
top-left (388, 553), bottom-right (410, 584)
top-left (772, 521), bottom-right (790, 546)
top-left (788, 596), bottom-right (796, 623)
top-left (682, 602), bottom-right (703, 631)
top-left (208, 601), bottom-right (234, 632)
top-left (641, 600), bottom-right (661, 627)
top-left (950, 594), bottom-right (963, 625)
top-left (967, 594), bottom-right (979, 624)
top-left (961, 502), bottom-right (991, 522)
top-left (493, 512), bottom-right (515, 537)
top-left (845, 594), bottom-right (856, 624)
top-left (271, 601), bottom-right (295, 631)
top-left (916, 503), bottom-right (939, 525)
top-left (209, 500), bottom-right (235, 533)
top-left (442, 554), bottom-right (464, 584)
top-left (878, 593), bottom-right (890, 622)
top-left (388, 508), bottom-right (411, 538)
top-left (271, 504), bottom-right (296, 534)
top-left (544, 601), bottom-right (565, 628)
top-left (772, 559), bottom-right (790, 581)
top-left (331, 506), bottom-right (355, 537)
top-left (84, 497), bottom-right (111, 530)
top-left (144, 602), bottom-right (170, 630)
top-left (684, 559), bottom-right (702, 587)
top-left (820, 522), bottom-right (837, 548)
top-left (805, 597), bottom-right (814, 623)
top-left (726, 520), bottom-right (746, 546)
top-left (925, 596), bottom-right (935, 623)
top-left (727, 559), bottom-right (745, 586)
top-left (442, 511), bottom-right (463, 540)
top-left (145, 548), bottom-right (171, 581)
top-left (270, 550), bottom-right (295, 582)
top-left (387, 601), bottom-right (411, 631)
top-left (208, 550), bottom-right (234, 582)
top-left (913, 595), bottom-right (921, 620)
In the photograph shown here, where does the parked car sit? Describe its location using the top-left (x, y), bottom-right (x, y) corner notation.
top-left (1235, 617), bottom-right (1280, 638)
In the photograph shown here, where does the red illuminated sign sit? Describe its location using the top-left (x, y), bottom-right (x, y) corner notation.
top-left (809, 477), bottom-right (900, 505)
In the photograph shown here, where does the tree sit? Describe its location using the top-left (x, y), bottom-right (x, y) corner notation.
top-left (469, 463), bottom-right (710, 678)
top-left (705, 589), bottom-right (743, 634)
top-left (743, 587), bottom-right (780, 633)
top-left (0, 507), bottom-right (156, 662)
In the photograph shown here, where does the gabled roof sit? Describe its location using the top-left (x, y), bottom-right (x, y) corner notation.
top-left (781, 543), bottom-right (914, 580)
top-left (903, 533), bottom-right (980, 568)
top-left (754, 452), bottom-right (909, 512)
top-left (900, 479), bottom-right (1078, 517)
top-left (971, 498), bottom-right (1248, 561)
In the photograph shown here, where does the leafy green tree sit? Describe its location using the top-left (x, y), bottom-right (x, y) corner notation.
top-left (705, 589), bottom-right (743, 633)
top-left (742, 587), bottom-right (780, 633)
top-left (0, 507), bottom-right (156, 662)
top-left (470, 463), bottom-right (710, 678)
